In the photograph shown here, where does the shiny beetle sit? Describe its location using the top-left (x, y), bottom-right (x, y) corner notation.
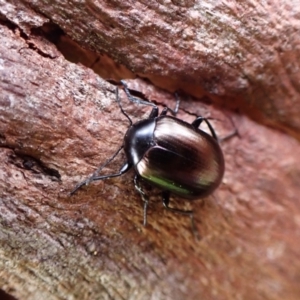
top-left (71, 81), bottom-right (225, 233)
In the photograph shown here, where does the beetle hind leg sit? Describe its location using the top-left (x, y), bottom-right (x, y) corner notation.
top-left (192, 115), bottom-right (239, 143)
top-left (192, 117), bottom-right (218, 141)
top-left (134, 175), bottom-right (149, 226)
top-left (219, 127), bottom-right (239, 143)
top-left (159, 92), bottom-right (181, 117)
top-left (162, 191), bottom-right (199, 239)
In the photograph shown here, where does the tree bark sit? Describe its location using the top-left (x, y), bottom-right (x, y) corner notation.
top-left (0, 1), bottom-right (300, 300)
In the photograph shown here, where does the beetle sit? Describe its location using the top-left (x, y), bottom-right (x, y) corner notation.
top-left (71, 81), bottom-right (225, 235)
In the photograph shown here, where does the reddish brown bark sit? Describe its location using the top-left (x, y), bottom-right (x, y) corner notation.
top-left (13, 0), bottom-right (300, 139)
top-left (0, 1), bottom-right (300, 300)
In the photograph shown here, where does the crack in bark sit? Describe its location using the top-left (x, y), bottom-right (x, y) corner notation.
top-left (0, 13), bottom-right (61, 59)
top-left (11, 152), bottom-right (61, 180)
top-left (1, 145), bottom-right (61, 181)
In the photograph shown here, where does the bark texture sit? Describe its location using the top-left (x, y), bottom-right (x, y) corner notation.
top-left (7, 0), bottom-right (300, 138)
top-left (0, 1), bottom-right (300, 300)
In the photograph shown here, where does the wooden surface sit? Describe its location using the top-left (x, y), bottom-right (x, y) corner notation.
top-left (0, 1), bottom-right (300, 300)
top-left (16, 0), bottom-right (300, 138)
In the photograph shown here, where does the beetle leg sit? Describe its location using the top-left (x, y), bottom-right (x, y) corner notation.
top-left (192, 117), bottom-right (218, 141)
top-left (120, 81), bottom-right (159, 119)
top-left (219, 112), bottom-right (240, 142)
top-left (160, 107), bottom-right (168, 116)
top-left (159, 93), bottom-right (181, 116)
top-left (219, 128), bottom-right (239, 142)
top-left (162, 191), bottom-right (199, 239)
top-left (162, 191), bottom-right (193, 216)
top-left (120, 80), bottom-right (157, 108)
top-left (134, 175), bottom-right (149, 226)
top-left (148, 107), bottom-right (159, 119)
top-left (70, 160), bottom-right (132, 195)
top-left (115, 87), bottom-right (133, 126)
top-left (89, 161), bottom-right (132, 181)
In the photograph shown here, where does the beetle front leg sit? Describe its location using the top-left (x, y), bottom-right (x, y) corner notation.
top-left (162, 191), bottom-right (199, 239)
top-left (134, 175), bottom-right (149, 226)
top-left (70, 159), bottom-right (132, 195)
top-left (120, 81), bottom-right (159, 119)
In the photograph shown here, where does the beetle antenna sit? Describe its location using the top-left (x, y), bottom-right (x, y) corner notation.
top-left (70, 145), bottom-right (124, 195)
top-left (116, 87), bottom-right (132, 126)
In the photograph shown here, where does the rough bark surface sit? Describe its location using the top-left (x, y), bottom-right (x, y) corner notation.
top-left (0, 1), bottom-right (300, 300)
top-left (6, 0), bottom-right (300, 138)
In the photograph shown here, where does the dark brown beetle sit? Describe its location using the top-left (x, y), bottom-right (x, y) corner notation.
top-left (72, 81), bottom-right (227, 234)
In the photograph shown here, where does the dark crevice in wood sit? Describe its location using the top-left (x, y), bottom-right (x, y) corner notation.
top-left (0, 134), bottom-right (61, 180)
top-left (0, 15), bottom-right (19, 32)
top-left (10, 152), bottom-right (61, 181)
top-left (0, 14), bottom-right (58, 59)
top-left (1, 146), bottom-right (61, 181)
top-left (31, 22), bottom-right (64, 46)
top-left (0, 289), bottom-right (18, 300)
